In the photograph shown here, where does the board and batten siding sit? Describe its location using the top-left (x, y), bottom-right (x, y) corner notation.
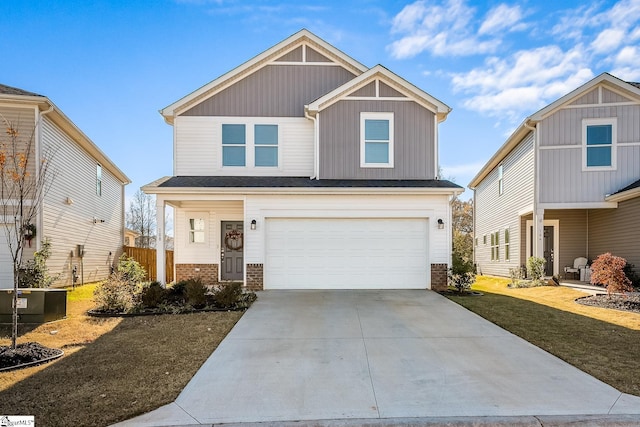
top-left (174, 116), bottom-right (313, 176)
top-left (538, 104), bottom-right (640, 203)
top-left (173, 201), bottom-right (243, 265)
top-left (474, 133), bottom-right (534, 277)
top-left (588, 197), bottom-right (640, 276)
top-left (41, 117), bottom-right (124, 287)
top-left (180, 65), bottom-right (356, 118)
top-left (319, 100), bottom-right (435, 179)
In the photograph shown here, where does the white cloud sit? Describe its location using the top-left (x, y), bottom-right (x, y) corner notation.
top-left (478, 4), bottom-right (524, 35)
top-left (612, 46), bottom-right (640, 80)
top-left (591, 28), bottom-right (625, 53)
top-left (388, 0), bottom-right (507, 58)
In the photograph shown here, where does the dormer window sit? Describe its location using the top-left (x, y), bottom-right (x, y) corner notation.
top-left (360, 112), bottom-right (394, 168)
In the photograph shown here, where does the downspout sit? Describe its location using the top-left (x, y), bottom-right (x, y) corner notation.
top-left (304, 107), bottom-right (319, 179)
top-left (37, 104), bottom-right (55, 253)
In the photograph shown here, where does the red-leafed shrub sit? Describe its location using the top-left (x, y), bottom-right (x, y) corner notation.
top-left (590, 253), bottom-right (633, 295)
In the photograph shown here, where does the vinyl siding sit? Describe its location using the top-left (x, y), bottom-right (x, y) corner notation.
top-left (474, 134), bottom-right (534, 277)
top-left (174, 116), bottom-right (313, 176)
top-left (41, 117), bottom-right (124, 287)
top-left (588, 197), bottom-right (640, 276)
top-left (0, 105), bottom-right (38, 185)
top-left (319, 100), bottom-right (435, 179)
top-left (538, 104), bottom-right (640, 203)
top-left (181, 65), bottom-right (356, 118)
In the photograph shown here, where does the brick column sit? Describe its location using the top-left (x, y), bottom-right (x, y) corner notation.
top-left (430, 263), bottom-right (448, 292)
top-left (246, 264), bottom-right (264, 291)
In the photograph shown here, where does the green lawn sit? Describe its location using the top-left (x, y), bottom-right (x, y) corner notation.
top-left (447, 276), bottom-right (640, 396)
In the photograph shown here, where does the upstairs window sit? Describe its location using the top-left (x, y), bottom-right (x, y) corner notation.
top-left (222, 124), bottom-right (246, 167)
top-left (361, 112), bottom-right (394, 167)
top-left (498, 164), bottom-right (504, 195)
top-left (583, 118), bottom-right (616, 170)
top-left (96, 164), bottom-right (102, 196)
top-left (255, 125), bottom-right (278, 167)
top-left (189, 218), bottom-right (205, 243)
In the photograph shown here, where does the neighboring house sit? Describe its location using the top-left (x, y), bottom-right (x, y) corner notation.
top-left (143, 29), bottom-right (462, 291)
top-left (124, 228), bottom-right (140, 247)
top-left (0, 84), bottom-right (130, 288)
top-left (469, 73), bottom-right (640, 279)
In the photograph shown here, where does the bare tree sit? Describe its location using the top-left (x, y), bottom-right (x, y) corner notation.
top-left (126, 190), bottom-right (156, 248)
top-left (0, 115), bottom-right (55, 349)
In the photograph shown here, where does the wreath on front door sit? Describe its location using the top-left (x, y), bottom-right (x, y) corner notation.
top-left (224, 229), bottom-right (244, 251)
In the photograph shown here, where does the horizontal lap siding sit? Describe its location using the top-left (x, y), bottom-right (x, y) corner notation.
top-left (181, 65), bottom-right (356, 118)
top-left (41, 117), bottom-right (124, 287)
top-left (174, 116), bottom-right (313, 176)
top-left (319, 100), bottom-right (434, 179)
top-left (539, 104), bottom-right (640, 203)
top-left (0, 106), bottom-right (38, 195)
top-left (588, 197), bottom-right (640, 276)
top-left (474, 134), bottom-right (534, 277)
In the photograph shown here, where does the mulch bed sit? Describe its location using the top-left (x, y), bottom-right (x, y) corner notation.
top-left (576, 293), bottom-right (640, 314)
top-left (0, 342), bottom-right (63, 371)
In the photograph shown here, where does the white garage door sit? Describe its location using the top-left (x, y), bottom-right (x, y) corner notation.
top-left (265, 218), bottom-right (428, 289)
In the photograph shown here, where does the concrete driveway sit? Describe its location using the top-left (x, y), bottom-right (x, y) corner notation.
top-left (114, 290), bottom-right (640, 426)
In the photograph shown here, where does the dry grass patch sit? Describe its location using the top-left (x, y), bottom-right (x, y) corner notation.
top-left (0, 283), bottom-right (243, 426)
top-left (447, 276), bottom-right (640, 396)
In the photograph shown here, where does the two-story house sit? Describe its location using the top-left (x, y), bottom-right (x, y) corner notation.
top-left (143, 29), bottom-right (462, 291)
top-left (470, 73), bottom-right (640, 279)
top-left (0, 84), bottom-right (130, 288)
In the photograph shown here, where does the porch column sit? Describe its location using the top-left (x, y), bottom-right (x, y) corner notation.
top-left (156, 197), bottom-right (166, 286)
top-left (532, 208), bottom-right (545, 260)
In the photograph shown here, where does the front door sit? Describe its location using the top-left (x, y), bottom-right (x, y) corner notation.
top-left (221, 221), bottom-right (243, 281)
top-left (543, 226), bottom-right (554, 276)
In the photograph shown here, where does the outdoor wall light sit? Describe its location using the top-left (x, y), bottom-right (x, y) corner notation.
top-left (437, 218), bottom-right (445, 229)
top-left (93, 217), bottom-right (105, 224)
top-left (250, 219), bottom-right (257, 230)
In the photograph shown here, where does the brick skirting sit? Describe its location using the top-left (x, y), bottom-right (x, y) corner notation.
top-left (175, 263), bottom-right (219, 285)
top-left (246, 263), bottom-right (264, 291)
top-left (430, 263), bottom-right (448, 292)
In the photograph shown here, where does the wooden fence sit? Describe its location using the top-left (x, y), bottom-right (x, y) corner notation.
top-left (123, 246), bottom-right (174, 283)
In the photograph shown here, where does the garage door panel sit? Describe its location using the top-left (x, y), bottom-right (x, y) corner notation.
top-left (265, 218), bottom-right (428, 289)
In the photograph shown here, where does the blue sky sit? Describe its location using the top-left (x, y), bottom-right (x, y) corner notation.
top-left (3, 0), bottom-right (639, 203)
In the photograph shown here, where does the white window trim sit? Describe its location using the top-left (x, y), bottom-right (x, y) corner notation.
top-left (504, 228), bottom-right (510, 261)
top-left (360, 112), bottom-right (394, 168)
top-left (188, 214), bottom-right (207, 245)
top-left (582, 117), bottom-right (617, 171)
top-left (96, 164), bottom-right (102, 197)
top-left (498, 164), bottom-right (504, 196)
top-left (220, 120), bottom-right (282, 169)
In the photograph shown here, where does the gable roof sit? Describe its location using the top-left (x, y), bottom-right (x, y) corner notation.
top-left (306, 65), bottom-right (451, 122)
top-left (0, 84), bottom-right (130, 185)
top-left (160, 29), bottom-right (368, 124)
top-left (469, 73), bottom-right (640, 189)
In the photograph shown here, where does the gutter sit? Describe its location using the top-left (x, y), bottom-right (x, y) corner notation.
top-left (304, 107), bottom-right (319, 180)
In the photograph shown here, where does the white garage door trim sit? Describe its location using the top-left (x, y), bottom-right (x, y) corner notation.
top-left (264, 217), bottom-right (429, 290)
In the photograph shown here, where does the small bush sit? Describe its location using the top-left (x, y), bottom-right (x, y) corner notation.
top-left (213, 282), bottom-right (243, 308)
top-left (117, 254), bottom-right (146, 284)
top-left (448, 271), bottom-right (476, 293)
top-left (140, 281), bottom-right (166, 308)
top-left (623, 263), bottom-right (640, 289)
top-left (18, 240), bottom-right (57, 288)
top-left (527, 256), bottom-right (546, 285)
top-left (590, 253), bottom-right (633, 295)
top-left (166, 280), bottom-right (187, 303)
top-left (508, 267), bottom-right (524, 287)
top-left (93, 272), bottom-right (139, 313)
top-left (184, 278), bottom-right (208, 308)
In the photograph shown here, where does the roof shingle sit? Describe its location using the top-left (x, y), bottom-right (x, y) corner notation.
top-left (0, 84), bottom-right (43, 97)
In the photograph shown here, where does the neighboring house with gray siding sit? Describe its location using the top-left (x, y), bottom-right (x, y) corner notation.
top-left (144, 29), bottom-right (462, 291)
top-left (0, 84), bottom-right (130, 288)
top-left (470, 73), bottom-right (640, 279)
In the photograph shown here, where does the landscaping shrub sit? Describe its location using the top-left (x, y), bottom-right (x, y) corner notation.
top-left (527, 256), bottom-right (546, 285)
top-left (117, 254), bottom-right (146, 284)
top-left (166, 280), bottom-right (187, 303)
top-left (93, 272), bottom-right (139, 313)
top-left (140, 281), bottom-right (166, 308)
top-left (590, 253), bottom-right (633, 295)
top-left (213, 282), bottom-right (243, 308)
top-left (18, 240), bottom-right (57, 288)
top-left (623, 263), bottom-right (640, 289)
top-left (448, 271), bottom-right (475, 293)
top-left (184, 278), bottom-right (208, 308)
